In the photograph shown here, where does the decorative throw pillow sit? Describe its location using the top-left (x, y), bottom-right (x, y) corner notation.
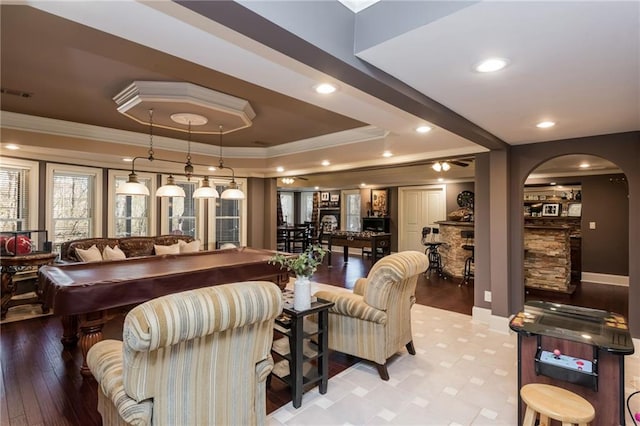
top-left (76, 244), bottom-right (103, 262)
top-left (179, 239), bottom-right (201, 253)
top-left (154, 242), bottom-right (181, 255)
top-left (103, 245), bottom-right (126, 261)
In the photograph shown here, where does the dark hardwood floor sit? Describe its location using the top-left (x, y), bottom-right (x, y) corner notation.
top-left (0, 253), bottom-right (628, 425)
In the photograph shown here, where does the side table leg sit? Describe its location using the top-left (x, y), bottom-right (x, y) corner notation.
top-left (290, 315), bottom-right (304, 408)
top-left (318, 310), bottom-right (329, 394)
top-left (1, 268), bottom-right (18, 320)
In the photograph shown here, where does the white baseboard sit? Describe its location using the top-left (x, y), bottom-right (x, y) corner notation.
top-left (472, 306), bottom-right (511, 335)
top-left (581, 272), bottom-right (629, 286)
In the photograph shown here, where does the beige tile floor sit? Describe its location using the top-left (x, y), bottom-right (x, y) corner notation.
top-left (268, 298), bottom-right (640, 425)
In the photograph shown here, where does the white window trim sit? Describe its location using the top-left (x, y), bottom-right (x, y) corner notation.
top-left (46, 163), bottom-right (103, 238)
top-left (107, 169), bottom-right (157, 237)
top-left (159, 174), bottom-right (207, 242)
top-left (0, 157), bottom-right (39, 230)
top-left (341, 189), bottom-right (361, 231)
top-left (206, 177), bottom-right (248, 248)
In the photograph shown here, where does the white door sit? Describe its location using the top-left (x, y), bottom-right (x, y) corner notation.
top-left (398, 185), bottom-right (446, 252)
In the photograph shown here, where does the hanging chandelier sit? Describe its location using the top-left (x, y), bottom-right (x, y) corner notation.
top-left (115, 109), bottom-right (244, 200)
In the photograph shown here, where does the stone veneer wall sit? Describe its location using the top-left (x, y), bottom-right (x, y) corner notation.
top-left (524, 226), bottom-right (572, 292)
top-left (438, 222), bottom-right (474, 278)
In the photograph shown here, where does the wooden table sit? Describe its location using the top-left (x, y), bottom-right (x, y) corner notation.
top-left (1, 252), bottom-right (57, 319)
top-left (327, 231), bottom-right (391, 266)
top-left (509, 301), bottom-right (634, 425)
top-left (277, 226), bottom-right (312, 253)
top-left (39, 247), bottom-right (289, 376)
top-left (269, 290), bottom-right (334, 408)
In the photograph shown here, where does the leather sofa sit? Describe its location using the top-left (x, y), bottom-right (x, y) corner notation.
top-left (59, 235), bottom-right (195, 263)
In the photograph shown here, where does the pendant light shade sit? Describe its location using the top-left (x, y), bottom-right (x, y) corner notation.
top-left (193, 176), bottom-right (220, 199)
top-left (156, 175), bottom-right (185, 197)
top-left (221, 180), bottom-right (245, 200)
top-left (116, 172), bottom-right (150, 196)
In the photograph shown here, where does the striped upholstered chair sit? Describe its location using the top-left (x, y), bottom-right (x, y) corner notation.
top-left (315, 251), bottom-right (429, 380)
top-left (87, 281), bottom-right (283, 426)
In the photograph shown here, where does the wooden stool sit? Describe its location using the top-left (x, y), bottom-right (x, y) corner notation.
top-left (520, 383), bottom-right (595, 426)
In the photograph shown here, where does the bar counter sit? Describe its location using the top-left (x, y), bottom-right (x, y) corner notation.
top-left (435, 221), bottom-right (474, 278)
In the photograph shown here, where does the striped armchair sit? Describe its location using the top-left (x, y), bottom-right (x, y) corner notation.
top-left (315, 251), bottom-right (429, 380)
top-left (87, 281), bottom-right (283, 426)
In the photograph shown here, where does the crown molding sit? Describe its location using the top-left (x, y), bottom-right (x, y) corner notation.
top-left (0, 111), bottom-right (386, 159)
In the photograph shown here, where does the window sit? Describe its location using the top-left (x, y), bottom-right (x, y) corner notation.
top-left (300, 192), bottom-right (314, 223)
top-left (342, 190), bottom-right (361, 232)
top-left (109, 170), bottom-right (155, 237)
top-left (214, 180), bottom-right (246, 247)
top-left (215, 186), bottom-right (240, 246)
top-left (280, 192), bottom-right (294, 225)
top-left (160, 177), bottom-right (200, 238)
top-left (0, 158), bottom-right (38, 232)
top-left (47, 164), bottom-right (102, 252)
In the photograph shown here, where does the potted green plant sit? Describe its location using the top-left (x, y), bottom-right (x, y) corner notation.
top-left (269, 245), bottom-right (326, 310)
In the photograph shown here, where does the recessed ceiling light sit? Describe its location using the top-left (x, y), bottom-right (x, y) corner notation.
top-left (382, 151), bottom-right (392, 158)
top-left (276, 166), bottom-right (285, 172)
top-left (208, 166), bottom-right (216, 171)
top-left (314, 186), bottom-right (320, 190)
top-left (437, 178), bottom-right (444, 182)
top-left (321, 160), bottom-right (331, 166)
top-left (416, 125), bottom-right (432, 134)
top-left (536, 121), bottom-right (556, 129)
top-left (123, 157), bottom-right (133, 162)
top-left (360, 183), bottom-right (366, 187)
top-left (5, 144), bottom-right (20, 150)
top-left (314, 83), bottom-right (337, 94)
top-left (579, 163), bottom-right (590, 169)
top-left (475, 58), bottom-right (509, 73)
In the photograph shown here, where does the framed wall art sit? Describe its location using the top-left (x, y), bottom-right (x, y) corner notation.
top-left (371, 189), bottom-right (388, 216)
top-left (542, 203), bottom-right (560, 217)
top-left (567, 203), bottom-right (582, 217)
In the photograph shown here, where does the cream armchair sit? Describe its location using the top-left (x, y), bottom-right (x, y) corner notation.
top-left (315, 251), bottom-right (429, 380)
top-left (87, 281), bottom-right (283, 426)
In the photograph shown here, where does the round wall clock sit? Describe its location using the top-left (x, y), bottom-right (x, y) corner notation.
top-left (457, 190), bottom-right (474, 208)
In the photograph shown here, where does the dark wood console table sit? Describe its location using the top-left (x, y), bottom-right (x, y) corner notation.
top-left (1, 252), bottom-right (57, 319)
top-left (327, 231), bottom-right (391, 266)
top-left (509, 301), bottom-right (634, 425)
top-left (269, 291), bottom-right (334, 408)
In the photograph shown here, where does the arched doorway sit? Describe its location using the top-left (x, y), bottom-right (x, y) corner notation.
top-left (522, 154), bottom-right (629, 317)
top-left (507, 132), bottom-right (639, 339)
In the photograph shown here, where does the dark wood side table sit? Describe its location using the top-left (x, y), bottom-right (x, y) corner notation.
top-left (269, 291), bottom-right (334, 408)
top-left (1, 252), bottom-right (57, 319)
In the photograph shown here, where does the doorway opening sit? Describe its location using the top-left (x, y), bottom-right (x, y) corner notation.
top-left (522, 154), bottom-right (629, 318)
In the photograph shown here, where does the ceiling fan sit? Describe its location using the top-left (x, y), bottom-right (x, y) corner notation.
top-left (430, 157), bottom-right (474, 172)
top-left (280, 176), bottom-right (309, 185)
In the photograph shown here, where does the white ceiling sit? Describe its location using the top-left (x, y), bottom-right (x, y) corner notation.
top-left (356, 1), bottom-right (640, 144)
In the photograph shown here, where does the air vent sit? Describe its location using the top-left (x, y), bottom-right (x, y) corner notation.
top-left (1, 88), bottom-right (33, 98)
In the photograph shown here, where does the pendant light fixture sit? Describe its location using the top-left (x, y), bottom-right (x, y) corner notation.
top-left (193, 176), bottom-right (220, 199)
top-left (216, 125), bottom-right (245, 200)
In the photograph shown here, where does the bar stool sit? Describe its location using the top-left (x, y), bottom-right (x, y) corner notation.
top-left (520, 383), bottom-right (595, 426)
top-left (460, 230), bottom-right (474, 286)
top-left (421, 227), bottom-right (444, 277)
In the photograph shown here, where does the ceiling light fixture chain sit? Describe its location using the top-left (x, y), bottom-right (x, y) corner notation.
top-left (116, 109), bottom-right (244, 199)
top-left (184, 120), bottom-right (194, 180)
